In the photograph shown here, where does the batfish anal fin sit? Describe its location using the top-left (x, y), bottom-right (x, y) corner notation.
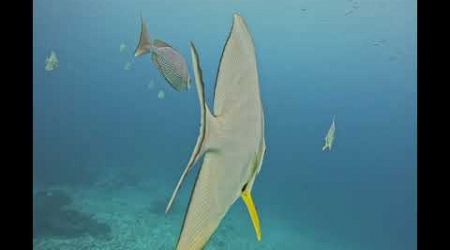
top-left (134, 15), bottom-right (152, 57)
top-left (176, 154), bottom-right (229, 250)
top-left (165, 42), bottom-right (215, 214)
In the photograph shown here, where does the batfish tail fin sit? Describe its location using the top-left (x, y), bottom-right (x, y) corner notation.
top-left (165, 42), bottom-right (214, 214)
top-left (134, 14), bottom-right (153, 57)
top-left (242, 190), bottom-right (262, 241)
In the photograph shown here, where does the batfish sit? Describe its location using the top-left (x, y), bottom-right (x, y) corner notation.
top-left (165, 13), bottom-right (266, 250)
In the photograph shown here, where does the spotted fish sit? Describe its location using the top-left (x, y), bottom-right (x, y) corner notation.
top-left (134, 16), bottom-right (191, 91)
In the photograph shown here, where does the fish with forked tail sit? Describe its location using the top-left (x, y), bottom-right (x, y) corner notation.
top-left (134, 16), bottom-right (191, 91)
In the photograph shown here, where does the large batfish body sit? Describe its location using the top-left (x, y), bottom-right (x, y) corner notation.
top-left (165, 13), bottom-right (266, 250)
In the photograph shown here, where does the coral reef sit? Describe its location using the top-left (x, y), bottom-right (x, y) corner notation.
top-left (33, 189), bottom-right (111, 239)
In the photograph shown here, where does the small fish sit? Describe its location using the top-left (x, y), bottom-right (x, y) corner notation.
top-left (45, 51), bottom-right (58, 71)
top-left (322, 115), bottom-right (336, 151)
top-left (344, 10), bottom-right (353, 16)
top-left (119, 43), bottom-right (127, 53)
top-left (157, 90), bottom-right (165, 99)
top-left (134, 16), bottom-right (191, 91)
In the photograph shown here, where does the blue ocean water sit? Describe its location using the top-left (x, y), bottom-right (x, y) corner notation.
top-left (33, 0), bottom-right (416, 249)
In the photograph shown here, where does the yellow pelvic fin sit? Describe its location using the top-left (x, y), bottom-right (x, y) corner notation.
top-left (241, 190), bottom-right (262, 241)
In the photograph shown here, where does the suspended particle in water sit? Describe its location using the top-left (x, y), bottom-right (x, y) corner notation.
top-left (157, 90), bottom-right (165, 99)
top-left (45, 51), bottom-right (58, 71)
top-left (124, 61), bottom-right (132, 71)
top-left (148, 80), bottom-right (155, 90)
top-left (119, 43), bottom-right (127, 53)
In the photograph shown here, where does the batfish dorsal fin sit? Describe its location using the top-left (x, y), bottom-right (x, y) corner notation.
top-left (134, 15), bottom-right (152, 57)
top-left (213, 13), bottom-right (259, 117)
top-left (165, 42), bottom-right (215, 214)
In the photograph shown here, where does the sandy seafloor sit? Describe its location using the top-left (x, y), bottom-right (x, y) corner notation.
top-left (33, 170), bottom-right (352, 250)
